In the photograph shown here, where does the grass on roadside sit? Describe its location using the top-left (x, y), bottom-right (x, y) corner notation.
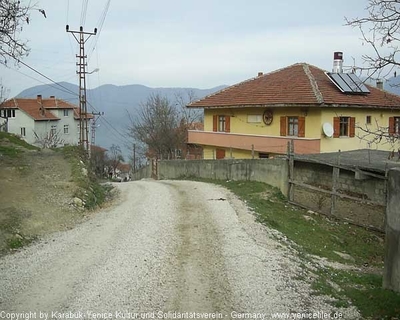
top-left (188, 178), bottom-right (400, 319)
top-left (0, 132), bottom-right (39, 158)
top-left (62, 146), bottom-right (113, 209)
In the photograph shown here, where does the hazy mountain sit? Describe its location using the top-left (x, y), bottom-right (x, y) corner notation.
top-left (17, 82), bottom-right (227, 158)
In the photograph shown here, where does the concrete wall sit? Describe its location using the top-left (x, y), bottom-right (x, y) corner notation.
top-left (384, 168), bottom-right (400, 292)
top-left (132, 165), bottom-right (151, 181)
top-left (132, 157), bottom-right (387, 231)
top-left (157, 158), bottom-right (289, 195)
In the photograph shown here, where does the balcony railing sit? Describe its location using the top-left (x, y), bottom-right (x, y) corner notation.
top-left (188, 130), bottom-right (320, 154)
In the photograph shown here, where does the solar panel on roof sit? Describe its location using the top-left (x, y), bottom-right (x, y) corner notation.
top-left (326, 72), bottom-right (370, 94)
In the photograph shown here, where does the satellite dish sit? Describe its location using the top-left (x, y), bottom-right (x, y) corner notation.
top-left (322, 123), bottom-right (334, 137)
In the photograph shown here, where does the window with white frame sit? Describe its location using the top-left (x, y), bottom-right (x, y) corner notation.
top-left (50, 125), bottom-right (57, 136)
top-left (20, 127), bottom-right (26, 137)
top-left (218, 115), bottom-right (226, 132)
top-left (63, 109), bottom-right (69, 117)
top-left (64, 124), bottom-right (69, 134)
top-left (287, 117), bottom-right (299, 136)
top-left (247, 115), bottom-right (262, 123)
top-left (5, 109), bottom-right (16, 118)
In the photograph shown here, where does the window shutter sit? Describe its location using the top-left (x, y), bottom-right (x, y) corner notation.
top-left (389, 117), bottom-right (395, 136)
top-left (225, 116), bottom-right (230, 133)
top-left (298, 116), bottom-right (305, 137)
top-left (333, 117), bottom-right (340, 138)
top-left (280, 117), bottom-right (287, 136)
top-left (349, 117), bottom-right (356, 137)
top-left (213, 115), bottom-right (218, 132)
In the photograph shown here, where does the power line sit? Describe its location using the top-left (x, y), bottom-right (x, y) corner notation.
top-left (88, 0), bottom-right (111, 61)
top-left (80, 0), bottom-right (89, 27)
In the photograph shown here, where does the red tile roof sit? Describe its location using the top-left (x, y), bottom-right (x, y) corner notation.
top-left (2, 97), bottom-right (94, 120)
top-left (91, 145), bottom-right (108, 153)
top-left (117, 163), bottom-right (131, 173)
top-left (188, 63), bottom-right (400, 109)
top-left (2, 98), bottom-right (60, 121)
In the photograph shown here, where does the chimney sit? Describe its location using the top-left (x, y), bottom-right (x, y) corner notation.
top-left (37, 95), bottom-right (45, 116)
top-left (332, 52), bottom-right (343, 73)
top-left (258, 72), bottom-right (263, 77)
top-left (376, 79), bottom-right (384, 90)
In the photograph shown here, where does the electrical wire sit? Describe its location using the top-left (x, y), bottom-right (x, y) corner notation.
top-left (80, 0), bottom-right (89, 27)
top-left (88, 0), bottom-right (111, 62)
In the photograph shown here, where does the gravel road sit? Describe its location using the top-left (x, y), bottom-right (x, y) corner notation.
top-left (0, 180), bottom-right (359, 319)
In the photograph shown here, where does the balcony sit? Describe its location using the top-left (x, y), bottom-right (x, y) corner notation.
top-left (188, 130), bottom-right (320, 154)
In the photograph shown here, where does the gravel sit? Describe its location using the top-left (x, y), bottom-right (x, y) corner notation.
top-left (0, 180), bottom-right (360, 319)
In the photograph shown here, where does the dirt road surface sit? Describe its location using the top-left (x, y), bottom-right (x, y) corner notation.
top-left (0, 180), bottom-right (359, 319)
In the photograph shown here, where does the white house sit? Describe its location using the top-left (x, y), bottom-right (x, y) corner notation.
top-left (0, 95), bottom-right (93, 147)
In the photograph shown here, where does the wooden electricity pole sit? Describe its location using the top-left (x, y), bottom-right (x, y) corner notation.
top-left (66, 25), bottom-right (97, 155)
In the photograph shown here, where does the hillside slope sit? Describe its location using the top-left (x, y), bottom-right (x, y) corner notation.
top-left (0, 133), bottom-right (110, 254)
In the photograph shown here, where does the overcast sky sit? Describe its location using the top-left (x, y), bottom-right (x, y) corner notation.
top-left (1, 0), bottom-right (376, 98)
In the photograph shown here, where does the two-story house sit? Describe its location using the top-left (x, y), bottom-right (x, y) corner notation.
top-left (187, 53), bottom-right (400, 159)
top-left (0, 95), bottom-right (93, 147)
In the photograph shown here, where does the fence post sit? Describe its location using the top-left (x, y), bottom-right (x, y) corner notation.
top-left (383, 168), bottom-right (400, 292)
top-left (330, 150), bottom-right (341, 216)
top-left (251, 144), bottom-right (255, 159)
top-left (287, 140), bottom-right (294, 201)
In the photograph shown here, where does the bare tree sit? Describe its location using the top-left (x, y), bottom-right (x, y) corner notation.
top-left (347, 2), bottom-right (400, 150)
top-left (90, 146), bottom-right (108, 178)
top-left (346, 0), bottom-right (400, 80)
top-left (0, 0), bottom-right (33, 65)
top-left (174, 89), bottom-right (202, 125)
top-left (0, 81), bottom-right (8, 131)
top-left (128, 91), bottom-right (204, 161)
top-left (34, 129), bottom-right (65, 148)
top-left (107, 144), bottom-right (124, 177)
top-left (128, 93), bottom-right (181, 160)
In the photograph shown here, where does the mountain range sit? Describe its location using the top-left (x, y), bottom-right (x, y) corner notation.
top-left (17, 82), bottom-right (227, 158)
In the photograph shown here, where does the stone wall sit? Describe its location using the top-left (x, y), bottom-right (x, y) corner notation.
top-left (292, 161), bottom-right (386, 230)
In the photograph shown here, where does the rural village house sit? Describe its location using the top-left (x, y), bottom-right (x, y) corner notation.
top-left (187, 53), bottom-right (400, 159)
top-left (0, 95), bottom-right (93, 147)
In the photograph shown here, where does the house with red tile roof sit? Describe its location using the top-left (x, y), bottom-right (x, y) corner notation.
top-left (187, 54), bottom-right (400, 159)
top-left (0, 95), bottom-right (93, 147)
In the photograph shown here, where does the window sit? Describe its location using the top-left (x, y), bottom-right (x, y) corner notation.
top-left (6, 109), bottom-right (15, 118)
top-left (50, 125), bottom-right (57, 136)
top-left (259, 153), bottom-right (269, 159)
top-left (395, 117), bottom-right (400, 135)
top-left (366, 115), bottom-right (371, 125)
top-left (20, 127), bottom-right (26, 137)
top-left (339, 117), bottom-right (349, 136)
top-left (333, 117), bottom-right (355, 138)
top-left (218, 116), bottom-right (226, 132)
top-left (63, 109), bottom-right (69, 117)
top-left (213, 115), bottom-right (230, 133)
top-left (389, 117), bottom-right (400, 136)
top-left (280, 116), bottom-right (305, 137)
top-left (247, 115), bottom-right (262, 123)
top-left (216, 149), bottom-right (225, 159)
top-left (64, 125), bottom-right (69, 134)
top-left (288, 117), bottom-right (299, 136)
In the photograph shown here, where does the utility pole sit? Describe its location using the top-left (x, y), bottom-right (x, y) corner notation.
top-left (66, 25), bottom-right (97, 156)
top-left (91, 111), bottom-right (103, 147)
